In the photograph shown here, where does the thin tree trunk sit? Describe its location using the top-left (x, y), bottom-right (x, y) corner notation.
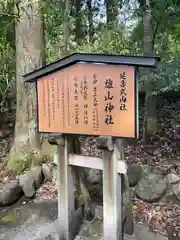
top-left (11, 0), bottom-right (44, 153)
top-left (143, 0), bottom-right (157, 143)
top-left (87, 0), bottom-right (94, 41)
top-left (75, 0), bottom-right (84, 44)
top-left (105, 0), bottom-right (118, 28)
top-left (62, 0), bottom-right (70, 56)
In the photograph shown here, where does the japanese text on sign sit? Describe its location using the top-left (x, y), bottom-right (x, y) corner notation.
top-left (120, 72), bottom-right (127, 111)
top-left (104, 78), bottom-right (114, 125)
top-left (92, 74), bottom-right (99, 131)
top-left (74, 76), bottom-right (79, 125)
top-left (83, 75), bottom-right (88, 125)
top-left (37, 63), bottom-right (137, 138)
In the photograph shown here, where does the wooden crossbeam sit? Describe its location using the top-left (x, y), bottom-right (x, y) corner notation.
top-left (65, 154), bottom-right (127, 174)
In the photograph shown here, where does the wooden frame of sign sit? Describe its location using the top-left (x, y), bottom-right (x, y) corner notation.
top-left (24, 53), bottom-right (159, 240)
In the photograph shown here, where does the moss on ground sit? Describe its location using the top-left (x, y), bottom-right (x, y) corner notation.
top-left (0, 214), bottom-right (18, 225)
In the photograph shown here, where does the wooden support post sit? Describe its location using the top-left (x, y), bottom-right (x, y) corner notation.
top-left (53, 135), bottom-right (130, 239)
top-left (103, 140), bottom-right (122, 240)
top-left (56, 135), bottom-right (75, 240)
top-left (97, 136), bottom-right (123, 240)
top-left (115, 139), bottom-right (134, 235)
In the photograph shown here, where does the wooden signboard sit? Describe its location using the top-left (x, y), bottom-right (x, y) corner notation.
top-left (36, 63), bottom-right (137, 138)
top-left (23, 53), bottom-right (159, 240)
top-left (24, 53), bottom-right (159, 139)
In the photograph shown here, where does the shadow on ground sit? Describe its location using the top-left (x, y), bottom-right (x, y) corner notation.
top-left (0, 201), bottom-right (167, 240)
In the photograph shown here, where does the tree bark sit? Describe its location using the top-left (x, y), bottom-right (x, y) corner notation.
top-left (12, 0), bottom-right (44, 153)
top-left (87, 0), bottom-right (94, 41)
top-left (62, 0), bottom-right (70, 56)
top-left (75, 0), bottom-right (84, 44)
top-left (143, 0), bottom-right (157, 143)
top-left (105, 0), bottom-right (118, 29)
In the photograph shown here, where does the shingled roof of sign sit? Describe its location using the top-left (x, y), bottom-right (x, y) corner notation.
top-left (23, 52), bottom-right (160, 82)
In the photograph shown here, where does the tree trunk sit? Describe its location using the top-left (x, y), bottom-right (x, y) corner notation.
top-left (62, 0), bottom-right (70, 56)
top-left (75, 0), bottom-right (84, 44)
top-left (143, 0), bottom-right (157, 143)
top-left (105, 0), bottom-right (118, 28)
top-left (87, 0), bottom-right (94, 41)
top-left (11, 0), bottom-right (44, 153)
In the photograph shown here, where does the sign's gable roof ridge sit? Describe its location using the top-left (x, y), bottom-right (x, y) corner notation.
top-left (24, 52), bottom-right (160, 82)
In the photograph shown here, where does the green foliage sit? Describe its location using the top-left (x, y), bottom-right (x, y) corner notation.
top-left (75, 29), bottom-right (130, 55)
top-left (1, 0), bottom-right (180, 113)
top-left (0, 41), bottom-right (15, 94)
top-left (7, 146), bottom-right (55, 175)
top-left (0, 214), bottom-right (17, 224)
top-left (43, 0), bottom-right (180, 95)
top-left (7, 152), bottom-right (32, 175)
top-left (0, 1), bottom-right (15, 107)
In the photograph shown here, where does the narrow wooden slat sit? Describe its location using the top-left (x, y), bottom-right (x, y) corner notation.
top-left (68, 154), bottom-right (127, 174)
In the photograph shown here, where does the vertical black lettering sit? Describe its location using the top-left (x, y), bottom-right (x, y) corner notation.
top-left (51, 79), bottom-right (55, 121)
top-left (120, 72), bottom-right (127, 111)
top-left (47, 80), bottom-right (51, 128)
top-left (67, 77), bottom-right (70, 126)
top-left (92, 73), bottom-right (99, 131)
top-left (61, 78), bottom-right (65, 128)
top-left (104, 77), bottom-right (114, 125)
top-left (83, 75), bottom-right (88, 124)
top-left (57, 78), bottom-right (60, 110)
top-left (42, 81), bottom-right (46, 117)
top-left (74, 76), bottom-right (79, 125)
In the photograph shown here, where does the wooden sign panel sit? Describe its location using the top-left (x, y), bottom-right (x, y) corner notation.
top-left (37, 63), bottom-right (138, 138)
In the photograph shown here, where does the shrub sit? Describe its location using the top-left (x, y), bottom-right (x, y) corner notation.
top-left (7, 152), bottom-right (32, 175)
